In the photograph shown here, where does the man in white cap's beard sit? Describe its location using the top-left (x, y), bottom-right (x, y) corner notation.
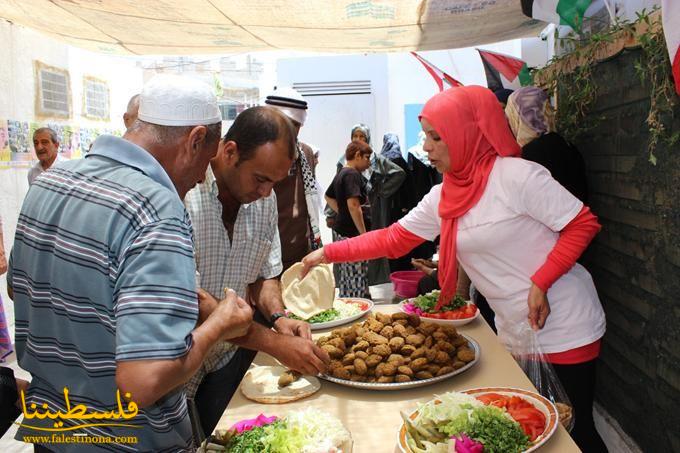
top-left (264, 87), bottom-right (323, 273)
top-left (7, 74), bottom-right (253, 452)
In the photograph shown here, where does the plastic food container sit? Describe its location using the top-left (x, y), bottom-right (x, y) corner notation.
top-left (389, 271), bottom-right (425, 298)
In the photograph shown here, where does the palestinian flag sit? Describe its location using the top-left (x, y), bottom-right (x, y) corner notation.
top-left (410, 51), bottom-right (463, 92)
top-left (662, 0), bottom-right (680, 95)
top-left (477, 49), bottom-right (533, 92)
top-left (521, 0), bottom-right (593, 30)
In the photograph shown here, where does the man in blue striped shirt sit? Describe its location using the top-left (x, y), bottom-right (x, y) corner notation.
top-left (7, 75), bottom-right (253, 452)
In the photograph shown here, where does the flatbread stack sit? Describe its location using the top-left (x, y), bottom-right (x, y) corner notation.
top-left (280, 263), bottom-right (335, 320)
top-left (241, 365), bottom-right (321, 404)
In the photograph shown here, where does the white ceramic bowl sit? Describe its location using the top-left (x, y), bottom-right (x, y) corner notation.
top-left (398, 300), bottom-right (480, 327)
top-left (397, 387), bottom-right (559, 453)
top-left (307, 298), bottom-right (374, 331)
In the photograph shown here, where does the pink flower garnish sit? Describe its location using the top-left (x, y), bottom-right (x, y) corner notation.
top-left (230, 414), bottom-right (278, 434)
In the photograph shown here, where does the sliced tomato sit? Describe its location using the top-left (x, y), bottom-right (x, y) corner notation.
top-left (505, 395), bottom-right (528, 410)
top-left (422, 312), bottom-right (442, 319)
top-left (507, 407), bottom-right (546, 441)
top-left (475, 393), bottom-right (506, 405)
top-left (461, 304), bottom-right (477, 318)
top-left (418, 303), bottom-right (478, 320)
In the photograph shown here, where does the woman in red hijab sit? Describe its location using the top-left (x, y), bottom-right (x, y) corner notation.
top-left (302, 86), bottom-right (608, 452)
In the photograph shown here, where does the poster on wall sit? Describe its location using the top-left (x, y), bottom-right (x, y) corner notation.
top-left (46, 122), bottom-right (81, 159)
top-left (7, 120), bottom-right (33, 168)
top-left (61, 125), bottom-right (79, 159)
top-left (0, 119), bottom-right (10, 164)
top-left (79, 127), bottom-right (100, 154)
top-left (1, 119), bottom-right (123, 169)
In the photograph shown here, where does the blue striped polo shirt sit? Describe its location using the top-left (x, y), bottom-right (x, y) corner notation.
top-left (8, 135), bottom-right (198, 452)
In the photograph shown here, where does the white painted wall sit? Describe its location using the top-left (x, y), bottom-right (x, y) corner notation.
top-left (278, 52), bottom-right (389, 152)
top-left (0, 20), bottom-right (143, 310)
top-left (275, 39), bottom-right (540, 191)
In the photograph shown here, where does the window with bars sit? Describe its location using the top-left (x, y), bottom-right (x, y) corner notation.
top-left (83, 77), bottom-right (110, 120)
top-left (35, 61), bottom-right (71, 118)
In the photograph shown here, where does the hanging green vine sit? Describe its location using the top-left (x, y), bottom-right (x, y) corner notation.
top-left (553, 58), bottom-right (598, 141)
top-left (534, 8), bottom-right (677, 164)
top-left (634, 12), bottom-right (679, 165)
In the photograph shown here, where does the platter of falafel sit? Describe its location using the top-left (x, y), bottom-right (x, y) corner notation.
top-left (280, 262), bottom-right (480, 390)
top-left (315, 311), bottom-right (479, 390)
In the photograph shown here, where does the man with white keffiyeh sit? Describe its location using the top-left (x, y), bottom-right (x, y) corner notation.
top-left (265, 87), bottom-right (323, 273)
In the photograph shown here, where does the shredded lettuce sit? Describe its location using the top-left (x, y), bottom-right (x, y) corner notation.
top-left (332, 299), bottom-right (363, 319)
top-left (289, 300), bottom-right (362, 323)
top-left (282, 408), bottom-right (351, 452)
top-left (416, 392), bottom-right (483, 425)
top-left (225, 408), bottom-right (350, 453)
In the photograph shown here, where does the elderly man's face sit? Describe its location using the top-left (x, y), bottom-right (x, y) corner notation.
top-left (222, 138), bottom-right (292, 204)
top-left (33, 131), bottom-right (59, 166)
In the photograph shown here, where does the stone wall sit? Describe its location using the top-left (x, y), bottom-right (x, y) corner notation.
top-left (562, 48), bottom-right (680, 452)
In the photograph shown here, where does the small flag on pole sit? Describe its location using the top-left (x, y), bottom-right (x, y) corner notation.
top-left (410, 51), bottom-right (462, 92)
top-left (662, 0), bottom-right (680, 95)
top-left (477, 49), bottom-right (533, 92)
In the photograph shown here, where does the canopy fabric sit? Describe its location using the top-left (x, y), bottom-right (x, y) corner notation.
top-left (0, 0), bottom-right (545, 55)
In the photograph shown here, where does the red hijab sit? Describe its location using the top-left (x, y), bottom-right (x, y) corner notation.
top-left (419, 86), bottom-right (521, 309)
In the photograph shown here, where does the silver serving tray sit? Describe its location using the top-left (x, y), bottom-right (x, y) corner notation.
top-left (318, 333), bottom-right (480, 390)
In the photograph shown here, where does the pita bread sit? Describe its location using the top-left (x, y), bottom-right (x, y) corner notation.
top-left (281, 263), bottom-right (335, 319)
top-left (241, 365), bottom-right (321, 404)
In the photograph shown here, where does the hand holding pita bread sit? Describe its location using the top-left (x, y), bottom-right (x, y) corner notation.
top-left (299, 247), bottom-right (328, 279)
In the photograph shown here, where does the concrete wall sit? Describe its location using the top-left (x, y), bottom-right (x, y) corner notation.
top-left (0, 20), bottom-right (143, 316)
top-left (564, 48), bottom-right (680, 452)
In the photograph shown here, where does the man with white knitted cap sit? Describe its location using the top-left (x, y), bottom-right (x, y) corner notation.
top-left (264, 87), bottom-right (323, 273)
top-left (7, 73), bottom-right (252, 452)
